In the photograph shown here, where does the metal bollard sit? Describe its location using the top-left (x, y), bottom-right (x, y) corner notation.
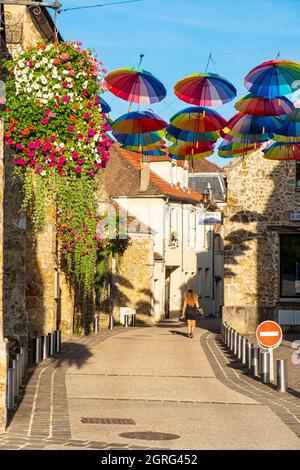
top-left (35, 337), bottom-right (42, 364)
top-left (7, 368), bottom-right (15, 410)
top-left (19, 347), bottom-right (25, 381)
top-left (230, 328), bottom-right (234, 351)
top-left (124, 314), bottom-right (129, 328)
top-left (49, 333), bottom-right (55, 356)
top-left (16, 353), bottom-right (22, 389)
top-left (238, 335), bottom-right (243, 360)
top-left (242, 338), bottom-right (248, 366)
top-left (94, 316), bottom-right (99, 334)
top-left (234, 332), bottom-right (238, 356)
top-left (224, 325), bottom-right (228, 346)
top-left (42, 335), bottom-right (49, 360)
top-left (251, 347), bottom-right (260, 377)
top-left (131, 314), bottom-right (136, 327)
top-left (260, 351), bottom-right (270, 384)
top-left (55, 331), bottom-right (61, 353)
top-left (247, 342), bottom-right (253, 369)
top-left (226, 326), bottom-right (230, 348)
top-left (12, 359), bottom-right (18, 398)
top-left (108, 314), bottom-right (114, 330)
top-left (277, 359), bottom-right (288, 393)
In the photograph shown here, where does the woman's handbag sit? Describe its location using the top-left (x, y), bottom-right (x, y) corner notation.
top-left (196, 308), bottom-right (205, 318)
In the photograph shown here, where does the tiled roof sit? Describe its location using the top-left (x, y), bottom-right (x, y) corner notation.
top-left (113, 144), bottom-right (203, 203)
top-left (188, 158), bottom-right (223, 173)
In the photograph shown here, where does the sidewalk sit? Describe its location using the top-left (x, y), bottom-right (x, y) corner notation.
top-left (0, 320), bottom-right (299, 450)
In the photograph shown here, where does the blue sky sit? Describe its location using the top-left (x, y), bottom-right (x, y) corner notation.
top-left (50, 0), bottom-right (300, 167)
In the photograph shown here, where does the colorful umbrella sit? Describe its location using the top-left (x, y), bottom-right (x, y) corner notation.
top-left (218, 142), bottom-right (260, 157)
top-left (224, 113), bottom-right (281, 138)
top-left (166, 124), bottom-right (219, 144)
top-left (112, 129), bottom-right (164, 147)
top-left (129, 148), bottom-right (167, 157)
top-left (111, 111), bottom-right (168, 134)
top-left (219, 130), bottom-right (271, 144)
top-left (273, 109), bottom-right (300, 142)
top-left (174, 72), bottom-right (236, 106)
top-left (169, 142), bottom-right (214, 157)
top-left (121, 140), bottom-right (165, 152)
top-left (263, 142), bottom-right (300, 160)
top-left (105, 68), bottom-right (166, 104)
top-left (244, 60), bottom-right (300, 98)
top-left (235, 93), bottom-right (295, 116)
top-left (170, 106), bottom-right (227, 133)
top-left (98, 96), bottom-right (111, 114)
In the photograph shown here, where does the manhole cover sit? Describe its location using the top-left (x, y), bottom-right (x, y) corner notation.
top-left (119, 432), bottom-right (180, 441)
top-left (81, 418), bottom-right (136, 425)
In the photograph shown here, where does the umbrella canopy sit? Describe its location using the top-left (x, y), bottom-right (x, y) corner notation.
top-left (263, 142), bottom-right (300, 160)
top-left (273, 109), bottom-right (300, 141)
top-left (219, 140), bottom-right (260, 154)
top-left (141, 149), bottom-right (167, 156)
top-left (98, 96), bottom-right (111, 114)
top-left (244, 60), bottom-right (300, 98)
top-left (170, 106), bottom-right (227, 133)
top-left (112, 129), bottom-right (164, 147)
top-left (166, 124), bottom-right (219, 144)
top-left (224, 112), bottom-right (281, 137)
top-left (235, 93), bottom-right (295, 116)
top-left (105, 68), bottom-right (166, 104)
top-left (219, 130), bottom-right (271, 144)
top-left (169, 142), bottom-right (214, 157)
top-left (174, 72), bottom-right (236, 107)
top-left (121, 140), bottom-right (165, 152)
top-left (218, 143), bottom-right (260, 158)
top-left (111, 111), bottom-right (168, 134)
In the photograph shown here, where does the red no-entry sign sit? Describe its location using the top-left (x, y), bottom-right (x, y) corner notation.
top-left (256, 320), bottom-right (283, 349)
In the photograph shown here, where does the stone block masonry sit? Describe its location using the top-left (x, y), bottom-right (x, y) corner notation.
top-left (223, 150), bottom-right (300, 333)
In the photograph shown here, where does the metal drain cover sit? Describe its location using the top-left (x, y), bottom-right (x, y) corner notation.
top-left (119, 431), bottom-right (180, 441)
top-left (81, 418), bottom-right (136, 425)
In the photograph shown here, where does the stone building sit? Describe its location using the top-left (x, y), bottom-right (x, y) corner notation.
top-left (223, 148), bottom-right (300, 334)
top-left (102, 145), bottom-right (224, 322)
top-left (0, 1), bottom-right (66, 433)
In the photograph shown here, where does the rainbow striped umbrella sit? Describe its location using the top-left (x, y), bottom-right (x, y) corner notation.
top-left (98, 96), bottom-right (111, 114)
top-left (245, 60), bottom-right (300, 98)
top-left (105, 68), bottom-right (166, 104)
top-left (263, 142), bottom-right (300, 160)
top-left (121, 140), bottom-right (165, 152)
top-left (166, 124), bottom-right (219, 144)
top-left (174, 72), bottom-right (236, 106)
top-left (111, 111), bottom-right (167, 134)
top-left (169, 142), bottom-right (214, 157)
top-left (112, 129), bottom-right (164, 147)
top-left (273, 109), bottom-right (300, 142)
top-left (218, 140), bottom-right (260, 157)
top-left (224, 113), bottom-right (281, 138)
top-left (235, 93), bottom-right (295, 116)
top-left (129, 148), bottom-right (167, 157)
top-left (170, 106), bottom-right (227, 133)
top-left (219, 131), bottom-right (271, 144)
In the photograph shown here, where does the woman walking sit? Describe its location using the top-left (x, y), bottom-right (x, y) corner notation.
top-left (181, 290), bottom-right (200, 338)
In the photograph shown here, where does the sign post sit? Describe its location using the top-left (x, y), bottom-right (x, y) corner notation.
top-left (256, 321), bottom-right (283, 381)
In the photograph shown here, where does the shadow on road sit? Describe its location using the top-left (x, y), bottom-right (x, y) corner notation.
top-left (53, 342), bottom-right (93, 369)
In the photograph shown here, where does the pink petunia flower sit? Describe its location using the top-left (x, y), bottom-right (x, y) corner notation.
top-left (41, 118), bottom-right (49, 125)
top-left (75, 166), bottom-right (82, 174)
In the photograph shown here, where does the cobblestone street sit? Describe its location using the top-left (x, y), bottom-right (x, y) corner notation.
top-left (0, 320), bottom-right (299, 450)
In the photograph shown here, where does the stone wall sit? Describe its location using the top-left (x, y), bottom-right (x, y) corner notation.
top-left (223, 150), bottom-right (300, 333)
top-left (113, 234), bottom-right (154, 325)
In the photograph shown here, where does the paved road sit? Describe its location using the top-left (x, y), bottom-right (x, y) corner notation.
top-left (63, 321), bottom-right (300, 450)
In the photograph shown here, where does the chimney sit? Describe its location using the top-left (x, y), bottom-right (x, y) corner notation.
top-left (140, 155), bottom-right (150, 192)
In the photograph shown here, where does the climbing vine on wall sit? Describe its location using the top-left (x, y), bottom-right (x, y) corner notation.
top-left (2, 40), bottom-right (114, 294)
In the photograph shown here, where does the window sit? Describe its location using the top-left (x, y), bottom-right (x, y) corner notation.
top-left (280, 234), bottom-right (300, 298)
top-left (296, 161), bottom-right (300, 189)
top-left (188, 210), bottom-right (196, 249)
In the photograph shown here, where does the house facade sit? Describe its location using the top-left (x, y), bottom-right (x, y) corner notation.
top-left (102, 145), bottom-right (224, 323)
top-left (223, 149), bottom-right (300, 334)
